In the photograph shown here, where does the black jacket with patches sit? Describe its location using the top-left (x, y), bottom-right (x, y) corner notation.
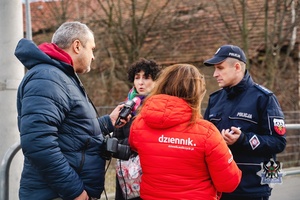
top-left (204, 70), bottom-right (286, 198)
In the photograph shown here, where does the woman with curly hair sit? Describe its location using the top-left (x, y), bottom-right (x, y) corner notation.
top-left (113, 58), bottom-right (161, 200)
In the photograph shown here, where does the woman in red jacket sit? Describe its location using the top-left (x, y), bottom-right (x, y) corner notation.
top-left (129, 64), bottom-right (242, 200)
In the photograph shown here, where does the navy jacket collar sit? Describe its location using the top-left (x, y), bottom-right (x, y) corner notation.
top-left (224, 70), bottom-right (254, 99)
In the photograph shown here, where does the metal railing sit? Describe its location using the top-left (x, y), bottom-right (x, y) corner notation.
top-left (1, 124), bottom-right (300, 200)
top-left (0, 141), bottom-right (21, 200)
top-left (284, 168), bottom-right (300, 176)
top-left (285, 124), bottom-right (300, 129)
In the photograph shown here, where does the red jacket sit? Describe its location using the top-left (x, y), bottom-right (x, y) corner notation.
top-left (129, 94), bottom-right (241, 200)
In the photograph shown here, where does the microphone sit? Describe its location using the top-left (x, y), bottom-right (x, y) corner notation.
top-left (132, 97), bottom-right (141, 112)
top-left (115, 97), bottom-right (141, 126)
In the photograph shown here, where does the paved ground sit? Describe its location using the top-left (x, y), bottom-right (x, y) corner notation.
top-left (100, 167), bottom-right (300, 200)
top-left (270, 168), bottom-right (300, 200)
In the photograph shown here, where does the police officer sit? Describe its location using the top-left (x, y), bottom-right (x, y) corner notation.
top-left (203, 45), bottom-right (286, 200)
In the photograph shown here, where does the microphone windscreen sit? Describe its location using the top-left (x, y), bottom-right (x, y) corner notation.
top-left (132, 97), bottom-right (142, 111)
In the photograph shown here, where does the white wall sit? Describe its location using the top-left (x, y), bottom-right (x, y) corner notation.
top-left (0, 0), bottom-right (24, 199)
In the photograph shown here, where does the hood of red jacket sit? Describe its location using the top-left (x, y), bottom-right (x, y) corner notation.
top-left (139, 94), bottom-right (192, 129)
top-left (38, 43), bottom-right (73, 65)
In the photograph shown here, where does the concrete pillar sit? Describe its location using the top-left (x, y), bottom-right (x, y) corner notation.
top-left (0, 0), bottom-right (24, 199)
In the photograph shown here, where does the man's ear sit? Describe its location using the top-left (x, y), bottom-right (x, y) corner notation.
top-left (234, 62), bottom-right (242, 71)
top-left (73, 40), bottom-right (81, 54)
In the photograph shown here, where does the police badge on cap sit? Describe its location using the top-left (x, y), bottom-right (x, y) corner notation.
top-left (204, 45), bottom-right (247, 66)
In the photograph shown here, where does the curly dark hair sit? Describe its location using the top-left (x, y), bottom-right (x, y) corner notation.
top-left (127, 58), bottom-right (161, 83)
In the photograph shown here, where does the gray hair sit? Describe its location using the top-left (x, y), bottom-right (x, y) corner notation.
top-left (51, 21), bottom-right (93, 49)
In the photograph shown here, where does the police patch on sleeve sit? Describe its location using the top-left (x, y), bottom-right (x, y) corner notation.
top-left (249, 135), bottom-right (260, 150)
top-left (273, 118), bottom-right (286, 135)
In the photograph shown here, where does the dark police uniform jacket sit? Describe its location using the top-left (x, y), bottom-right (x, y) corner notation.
top-left (204, 70), bottom-right (286, 198)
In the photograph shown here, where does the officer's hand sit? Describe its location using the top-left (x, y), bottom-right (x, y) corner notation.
top-left (221, 126), bottom-right (241, 145)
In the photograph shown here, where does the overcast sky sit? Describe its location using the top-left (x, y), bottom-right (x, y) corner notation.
top-left (22, 0), bottom-right (39, 2)
top-left (22, 0), bottom-right (56, 3)
top-left (22, 0), bottom-right (41, 3)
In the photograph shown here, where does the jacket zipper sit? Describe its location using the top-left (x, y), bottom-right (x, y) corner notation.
top-left (77, 138), bottom-right (91, 173)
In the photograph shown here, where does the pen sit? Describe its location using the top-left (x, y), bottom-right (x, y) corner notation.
top-left (229, 127), bottom-right (241, 134)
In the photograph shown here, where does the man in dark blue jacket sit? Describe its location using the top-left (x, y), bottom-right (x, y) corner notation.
top-left (203, 45), bottom-right (286, 200)
top-left (15, 21), bottom-right (127, 200)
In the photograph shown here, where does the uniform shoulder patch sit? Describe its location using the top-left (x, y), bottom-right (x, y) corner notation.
top-left (254, 84), bottom-right (273, 96)
top-left (273, 118), bottom-right (286, 135)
